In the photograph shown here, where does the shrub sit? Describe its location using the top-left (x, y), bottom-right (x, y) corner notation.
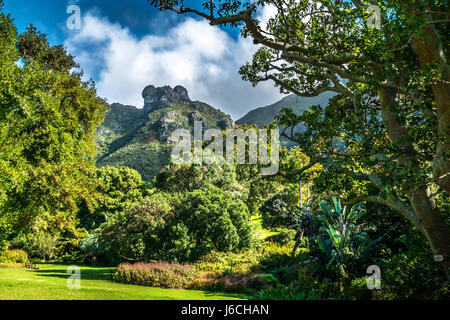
top-left (96, 192), bottom-right (174, 265)
top-left (188, 271), bottom-right (269, 293)
top-left (77, 166), bottom-right (147, 231)
top-left (194, 250), bottom-right (261, 274)
top-left (175, 185), bottom-right (253, 259)
top-left (113, 262), bottom-right (196, 289)
top-left (252, 283), bottom-right (334, 300)
top-left (301, 198), bottom-right (382, 281)
top-left (260, 187), bottom-right (299, 229)
top-left (266, 228), bottom-right (296, 245)
top-left (0, 249), bottom-right (28, 264)
top-left (378, 230), bottom-right (450, 300)
top-left (93, 186), bottom-right (253, 264)
top-left (16, 233), bottom-right (58, 261)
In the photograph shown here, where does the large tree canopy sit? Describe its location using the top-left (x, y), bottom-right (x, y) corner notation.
top-left (0, 2), bottom-right (108, 246)
top-left (148, 0), bottom-right (450, 277)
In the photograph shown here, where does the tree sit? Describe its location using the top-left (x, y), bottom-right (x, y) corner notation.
top-left (96, 192), bottom-right (174, 265)
top-left (175, 185), bottom-right (253, 258)
top-left (155, 161), bottom-right (242, 195)
top-left (148, 0), bottom-right (450, 278)
top-left (95, 186), bottom-right (252, 263)
top-left (0, 4), bottom-right (108, 247)
top-left (78, 166), bottom-right (147, 230)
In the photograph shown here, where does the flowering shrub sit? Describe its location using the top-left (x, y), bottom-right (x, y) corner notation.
top-left (113, 262), bottom-right (196, 288)
top-left (188, 271), bottom-right (270, 293)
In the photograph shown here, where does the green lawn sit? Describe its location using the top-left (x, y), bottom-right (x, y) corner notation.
top-left (0, 264), bottom-right (248, 300)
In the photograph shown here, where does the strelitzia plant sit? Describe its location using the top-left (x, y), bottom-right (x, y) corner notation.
top-left (305, 197), bottom-right (382, 280)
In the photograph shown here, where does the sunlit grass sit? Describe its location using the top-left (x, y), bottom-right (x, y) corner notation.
top-left (0, 263), bottom-right (248, 300)
top-left (250, 215), bottom-right (279, 240)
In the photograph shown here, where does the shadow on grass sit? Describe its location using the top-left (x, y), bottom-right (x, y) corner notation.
top-left (32, 263), bottom-right (250, 299)
top-left (34, 264), bottom-right (113, 281)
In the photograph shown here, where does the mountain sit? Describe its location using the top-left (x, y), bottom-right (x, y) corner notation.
top-left (237, 92), bottom-right (335, 127)
top-left (236, 92), bottom-right (335, 147)
top-left (95, 85), bottom-right (234, 181)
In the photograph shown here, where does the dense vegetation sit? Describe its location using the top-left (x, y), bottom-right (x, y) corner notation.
top-left (1, 0), bottom-right (449, 300)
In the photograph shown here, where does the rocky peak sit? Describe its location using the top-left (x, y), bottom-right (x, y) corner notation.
top-left (142, 85), bottom-right (191, 112)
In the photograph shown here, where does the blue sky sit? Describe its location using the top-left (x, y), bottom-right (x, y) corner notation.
top-left (2, 0), bottom-right (285, 119)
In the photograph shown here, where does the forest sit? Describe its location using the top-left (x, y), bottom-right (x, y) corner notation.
top-left (0, 0), bottom-right (449, 301)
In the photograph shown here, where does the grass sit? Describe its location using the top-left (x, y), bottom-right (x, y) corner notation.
top-left (250, 215), bottom-right (279, 240)
top-left (0, 263), bottom-right (248, 300)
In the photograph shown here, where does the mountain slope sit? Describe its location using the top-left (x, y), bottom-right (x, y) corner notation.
top-left (236, 92), bottom-right (335, 147)
top-left (95, 85), bottom-right (234, 181)
top-left (237, 92), bottom-right (335, 127)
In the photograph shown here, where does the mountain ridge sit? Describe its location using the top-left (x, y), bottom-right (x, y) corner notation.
top-left (237, 92), bottom-right (335, 127)
top-left (95, 85), bottom-right (234, 181)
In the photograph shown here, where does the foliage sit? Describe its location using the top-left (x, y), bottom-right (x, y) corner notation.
top-left (155, 162), bottom-right (245, 199)
top-left (0, 249), bottom-right (28, 265)
top-left (265, 229), bottom-right (296, 245)
top-left (188, 271), bottom-right (269, 293)
top-left (78, 166), bottom-right (147, 230)
top-left (95, 192), bottom-right (174, 265)
top-left (260, 186), bottom-right (299, 229)
top-left (379, 229), bottom-right (450, 300)
top-left (10, 209), bottom-right (88, 262)
top-left (113, 262), bottom-right (196, 289)
top-left (11, 233), bottom-right (59, 262)
top-left (253, 283), bottom-right (333, 300)
top-left (301, 198), bottom-right (382, 281)
top-left (174, 185), bottom-right (253, 259)
top-left (0, 7), bottom-right (108, 247)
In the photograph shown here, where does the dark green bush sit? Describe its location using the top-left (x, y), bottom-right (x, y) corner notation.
top-left (260, 188), bottom-right (299, 229)
top-left (266, 228), bottom-right (296, 245)
top-left (93, 185), bottom-right (253, 264)
top-left (252, 283), bottom-right (337, 300)
top-left (174, 185), bottom-right (253, 259)
top-left (113, 262), bottom-right (196, 288)
top-left (77, 166), bottom-right (147, 231)
top-left (96, 192), bottom-right (174, 265)
top-left (379, 230), bottom-right (450, 300)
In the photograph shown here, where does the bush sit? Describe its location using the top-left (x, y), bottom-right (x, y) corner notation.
top-left (188, 271), bottom-right (269, 293)
top-left (0, 249), bottom-right (28, 264)
top-left (95, 192), bottom-right (174, 265)
top-left (378, 230), bottom-right (450, 300)
top-left (260, 187), bottom-right (299, 229)
top-left (12, 233), bottom-right (58, 261)
top-left (113, 262), bottom-right (196, 288)
top-left (77, 166), bottom-right (147, 231)
top-left (266, 229), bottom-right (296, 245)
top-left (175, 185), bottom-right (253, 259)
top-left (252, 283), bottom-right (335, 300)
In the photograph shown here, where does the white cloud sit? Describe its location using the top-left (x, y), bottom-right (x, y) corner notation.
top-left (64, 11), bottom-right (285, 120)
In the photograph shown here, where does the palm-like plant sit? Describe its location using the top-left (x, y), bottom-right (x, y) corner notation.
top-left (303, 198), bottom-right (382, 280)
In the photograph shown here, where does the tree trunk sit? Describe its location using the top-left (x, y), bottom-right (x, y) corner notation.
top-left (409, 186), bottom-right (450, 279)
top-left (409, 5), bottom-right (450, 195)
top-left (291, 230), bottom-right (304, 256)
top-left (407, 7), bottom-right (450, 278)
top-left (379, 87), bottom-right (450, 279)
